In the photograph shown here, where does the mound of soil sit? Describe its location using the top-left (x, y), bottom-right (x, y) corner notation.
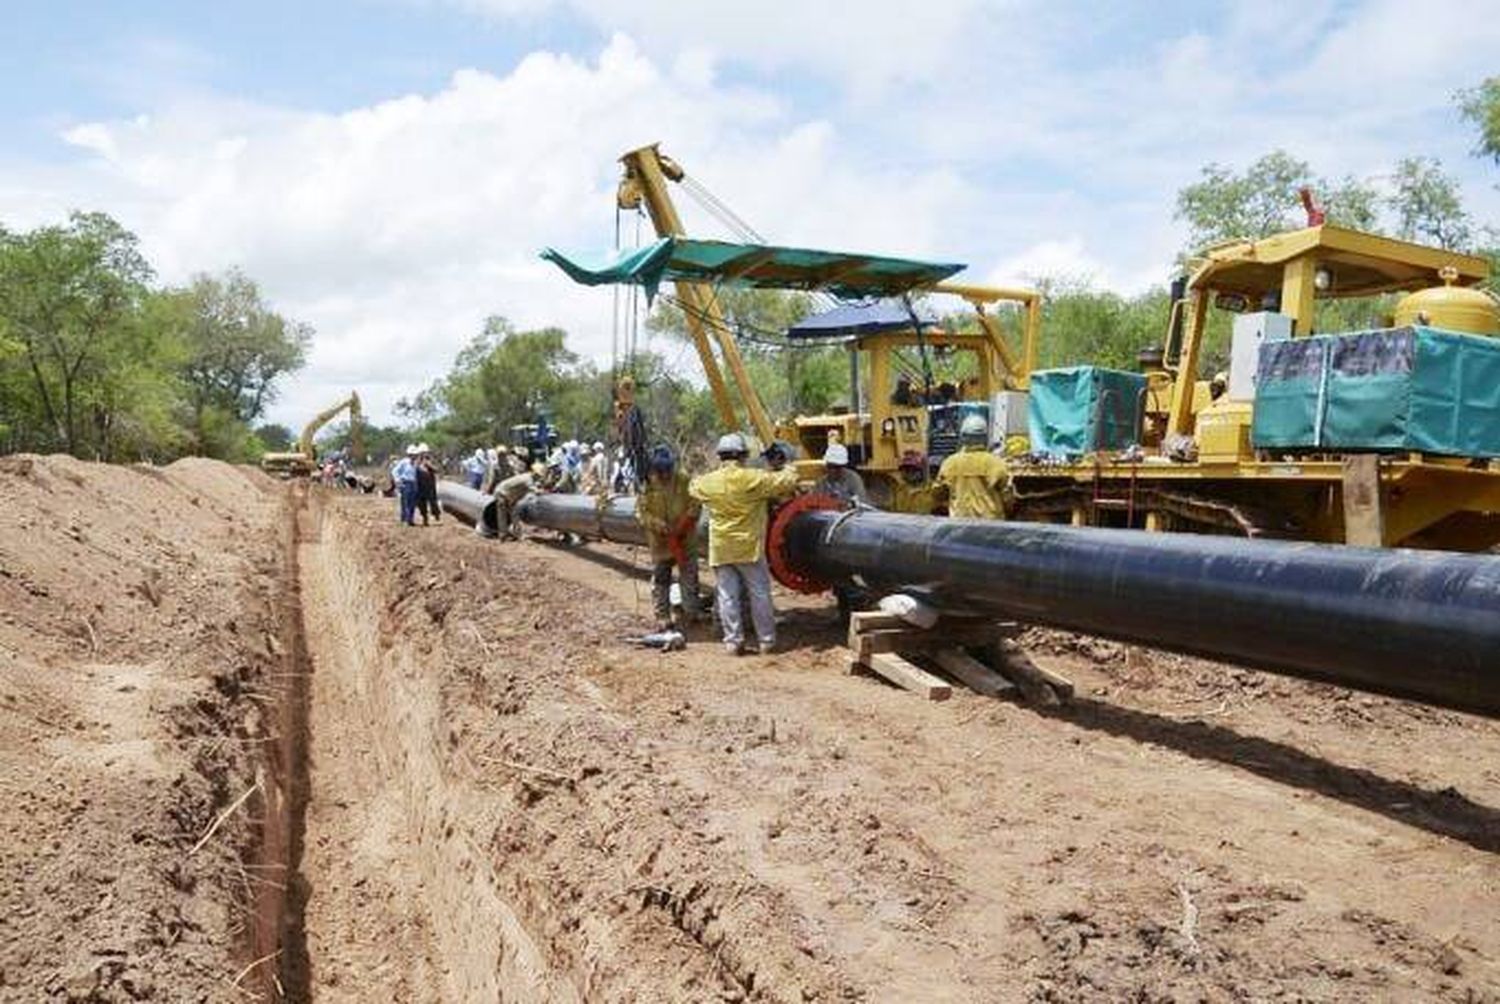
top-left (0, 455), bottom-right (296, 1002)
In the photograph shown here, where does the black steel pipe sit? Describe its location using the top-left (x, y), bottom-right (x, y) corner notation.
top-left (514, 492), bottom-right (648, 545)
top-left (514, 492), bottom-right (713, 550)
top-left (781, 510), bottom-right (1500, 718)
top-left (437, 480), bottom-right (500, 538)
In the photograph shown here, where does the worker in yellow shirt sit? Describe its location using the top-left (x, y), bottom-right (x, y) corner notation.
top-left (689, 433), bottom-right (799, 655)
top-left (935, 414), bottom-right (1010, 519)
top-left (636, 445), bottom-right (702, 630)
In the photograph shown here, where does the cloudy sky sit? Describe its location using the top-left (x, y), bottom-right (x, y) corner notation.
top-left (2, 0), bottom-right (1497, 426)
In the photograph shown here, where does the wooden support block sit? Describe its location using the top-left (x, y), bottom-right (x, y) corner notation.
top-left (853, 626), bottom-right (1005, 660)
top-left (864, 652), bottom-right (952, 701)
top-left (849, 610), bottom-right (907, 633)
top-left (1341, 454), bottom-right (1385, 547)
top-left (932, 649), bottom-right (1017, 699)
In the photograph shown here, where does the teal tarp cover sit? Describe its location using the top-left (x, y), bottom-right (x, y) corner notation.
top-left (1251, 326), bottom-right (1500, 457)
top-left (540, 237), bottom-right (966, 300)
top-left (1028, 366), bottom-right (1147, 458)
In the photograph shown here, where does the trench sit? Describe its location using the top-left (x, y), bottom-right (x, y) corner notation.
top-left (243, 485), bottom-right (314, 1001)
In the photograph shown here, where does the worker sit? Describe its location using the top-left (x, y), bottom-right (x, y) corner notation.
top-left (815, 442), bottom-right (871, 621)
top-left (391, 445), bottom-right (419, 526)
top-left (589, 441), bottom-right (609, 492)
top-left (579, 441), bottom-right (609, 495)
top-left (935, 415), bottom-right (1010, 518)
top-left (689, 432), bottom-right (799, 656)
top-left (464, 448), bottom-right (487, 490)
top-left (636, 445), bottom-right (703, 630)
top-left (501, 444), bottom-right (526, 476)
top-left (493, 462), bottom-right (543, 539)
top-left (815, 443), bottom-right (868, 508)
top-left (762, 441), bottom-right (790, 472)
top-left (414, 444), bottom-right (441, 525)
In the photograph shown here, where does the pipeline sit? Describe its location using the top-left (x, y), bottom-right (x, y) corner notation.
top-left (512, 489), bottom-right (1500, 718)
top-left (437, 480), bottom-right (500, 538)
top-left (779, 508), bottom-right (1500, 719)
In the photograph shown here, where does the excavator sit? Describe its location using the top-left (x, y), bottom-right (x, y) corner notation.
top-left (260, 392), bottom-right (364, 477)
top-left (547, 143), bottom-right (1500, 550)
top-left (603, 143), bottom-right (1041, 512)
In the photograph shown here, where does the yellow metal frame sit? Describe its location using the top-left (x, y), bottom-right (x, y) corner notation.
top-left (1018, 223), bottom-right (1500, 549)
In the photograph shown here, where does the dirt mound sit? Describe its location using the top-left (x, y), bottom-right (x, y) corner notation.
top-left (0, 455), bottom-right (296, 1001)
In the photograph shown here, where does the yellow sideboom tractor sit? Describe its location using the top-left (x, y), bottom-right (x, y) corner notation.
top-left (548, 143), bottom-right (1500, 552)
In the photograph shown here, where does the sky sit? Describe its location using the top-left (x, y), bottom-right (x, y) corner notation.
top-left (2, 0), bottom-right (1498, 427)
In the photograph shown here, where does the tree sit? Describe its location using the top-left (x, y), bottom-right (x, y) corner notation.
top-left (646, 287), bottom-right (831, 424)
top-left (1175, 151), bottom-right (1380, 254)
top-left (399, 317), bottom-right (584, 451)
top-left (1388, 157), bottom-right (1472, 250)
top-left (0, 212), bottom-right (154, 454)
top-left (164, 270), bottom-right (311, 456)
top-left (254, 423), bottom-right (294, 452)
top-left (1458, 76), bottom-right (1500, 166)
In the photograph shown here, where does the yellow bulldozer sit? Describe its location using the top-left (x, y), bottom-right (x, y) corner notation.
top-left (260, 392), bottom-right (364, 477)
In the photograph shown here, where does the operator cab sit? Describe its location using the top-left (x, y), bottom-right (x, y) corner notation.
top-left (783, 298), bottom-right (1030, 510)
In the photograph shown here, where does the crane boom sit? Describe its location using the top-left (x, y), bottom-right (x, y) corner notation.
top-left (617, 144), bottom-right (775, 445)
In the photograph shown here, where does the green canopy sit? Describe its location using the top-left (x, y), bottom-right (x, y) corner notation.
top-left (540, 237), bottom-right (965, 300)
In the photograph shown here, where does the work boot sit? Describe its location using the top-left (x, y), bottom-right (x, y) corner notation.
top-left (758, 640), bottom-right (776, 656)
top-left (723, 641), bottom-right (744, 657)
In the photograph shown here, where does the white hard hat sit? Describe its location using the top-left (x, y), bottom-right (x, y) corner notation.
top-left (823, 443), bottom-right (849, 466)
top-left (716, 432), bottom-right (747, 456)
top-left (593, 441), bottom-right (604, 451)
top-left (405, 444), bottom-right (419, 456)
top-left (417, 442), bottom-right (431, 453)
top-left (960, 414), bottom-right (988, 440)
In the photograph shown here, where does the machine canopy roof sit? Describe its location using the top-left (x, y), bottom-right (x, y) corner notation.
top-left (540, 237), bottom-right (966, 300)
top-left (786, 299), bottom-right (942, 340)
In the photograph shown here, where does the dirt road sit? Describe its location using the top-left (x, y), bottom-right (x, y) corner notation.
top-left (4, 460), bottom-right (1499, 1001)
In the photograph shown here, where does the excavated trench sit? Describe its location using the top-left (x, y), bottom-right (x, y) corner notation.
top-left (246, 487), bottom-right (1500, 1002)
top-left (255, 489), bottom-right (314, 1000)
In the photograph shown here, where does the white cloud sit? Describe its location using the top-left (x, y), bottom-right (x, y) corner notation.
top-left (15, 35), bottom-right (983, 426)
top-left (6, 2), bottom-right (1499, 431)
top-left (450, 0), bottom-right (997, 96)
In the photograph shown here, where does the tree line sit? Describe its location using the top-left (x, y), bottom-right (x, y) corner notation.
top-left (0, 212), bottom-right (309, 461)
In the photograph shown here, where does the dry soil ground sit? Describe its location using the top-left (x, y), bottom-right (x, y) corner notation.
top-left (3, 457), bottom-right (1499, 1002)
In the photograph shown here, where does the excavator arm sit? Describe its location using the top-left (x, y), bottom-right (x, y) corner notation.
top-left (297, 392), bottom-right (362, 458)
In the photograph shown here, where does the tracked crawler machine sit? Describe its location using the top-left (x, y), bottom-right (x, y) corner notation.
top-left (260, 392), bottom-right (364, 477)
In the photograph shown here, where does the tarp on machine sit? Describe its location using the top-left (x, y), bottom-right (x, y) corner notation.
top-left (539, 237), bottom-right (965, 300)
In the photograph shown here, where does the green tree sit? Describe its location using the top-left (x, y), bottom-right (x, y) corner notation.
top-left (399, 317), bottom-right (583, 451)
top-left (0, 212), bottom-right (154, 455)
top-left (159, 269), bottom-right (310, 457)
top-left (255, 422), bottom-right (294, 452)
top-left (1175, 151), bottom-right (1380, 254)
top-left (1388, 157), bottom-right (1472, 249)
top-left (646, 287), bottom-right (833, 424)
top-left (1458, 76), bottom-right (1500, 166)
